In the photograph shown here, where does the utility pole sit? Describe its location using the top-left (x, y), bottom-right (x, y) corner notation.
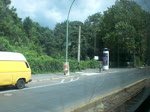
top-left (94, 31), bottom-right (96, 55)
top-left (78, 26), bottom-right (81, 62)
top-left (117, 38), bottom-right (119, 68)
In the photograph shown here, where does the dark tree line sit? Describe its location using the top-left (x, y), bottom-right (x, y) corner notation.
top-left (0, 0), bottom-right (150, 67)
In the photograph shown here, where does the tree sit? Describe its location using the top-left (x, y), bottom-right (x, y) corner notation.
top-left (84, 13), bottom-right (103, 59)
top-left (0, 37), bottom-right (13, 51)
top-left (101, 0), bottom-right (150, 67)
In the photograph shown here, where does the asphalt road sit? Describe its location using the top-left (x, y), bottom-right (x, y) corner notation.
top-left (0, 68), bottom-right (149, 112)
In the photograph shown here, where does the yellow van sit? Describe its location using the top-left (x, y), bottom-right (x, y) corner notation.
top-left (0, 52), bottom-right (32, 89)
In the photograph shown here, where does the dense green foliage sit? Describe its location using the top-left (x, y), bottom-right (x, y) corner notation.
top-left (101, 0), bottom-right (150, 67)
top-left (28, 55), bottom-right (98, 74)
top-left (0, 0), bottom-right (150, 74)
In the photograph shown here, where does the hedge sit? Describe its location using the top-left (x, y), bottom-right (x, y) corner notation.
top-left (27, 55), bottom-right (99, 74)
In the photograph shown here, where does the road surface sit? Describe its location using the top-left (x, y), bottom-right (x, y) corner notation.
top-left (0, 68), bottom-right (149, 112)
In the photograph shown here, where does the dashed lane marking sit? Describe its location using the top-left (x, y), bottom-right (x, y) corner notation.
top-left (70, 78), bottom-right (74, 82)
top-left (61, 79), bottom-right (65, 83)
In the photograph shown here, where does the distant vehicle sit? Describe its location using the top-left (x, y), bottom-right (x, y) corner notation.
top-left (0, 52), bottom-right (32, 89)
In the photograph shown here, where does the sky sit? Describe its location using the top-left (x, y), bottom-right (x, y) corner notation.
top-left (10, 0), bottom-right (116, 29)
top-left (135, 0), bottom-right (150, 12)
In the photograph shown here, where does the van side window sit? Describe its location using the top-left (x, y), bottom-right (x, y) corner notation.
top-left (25, 62), bottom-right (29, 68)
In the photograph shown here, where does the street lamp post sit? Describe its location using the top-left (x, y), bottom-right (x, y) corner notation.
top-left (66, 0), bottom-right (76, 62)
top-left (64, 0), bottom-right (75, 75)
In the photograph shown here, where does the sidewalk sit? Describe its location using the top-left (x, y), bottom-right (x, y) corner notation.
top-left (31, 68), bottom-right (133, 83)
top-left (31, 73), bottom-right (73, 83)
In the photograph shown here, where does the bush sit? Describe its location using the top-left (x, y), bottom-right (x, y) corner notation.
top-left (28, 55), bottom-right (62, 74)
top-left (27, 55), bottom-right (99, 74)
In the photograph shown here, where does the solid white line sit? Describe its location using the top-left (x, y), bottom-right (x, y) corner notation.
top-left (0, 90), bottom-right (19, 94)
top-left (0, 77), bottom-right (80, 94)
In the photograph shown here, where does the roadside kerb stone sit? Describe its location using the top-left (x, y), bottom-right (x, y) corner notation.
top-left (31, 75), bottom-right (78, 83)
top-left (31, 68), bottom-right (135, 83)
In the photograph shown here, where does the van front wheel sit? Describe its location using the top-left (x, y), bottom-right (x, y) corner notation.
top-left (15, 79), bottom-right (25, 89)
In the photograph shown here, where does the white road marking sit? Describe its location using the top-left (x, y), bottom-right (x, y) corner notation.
top-left (4, 93), bottom-right (12, 96)
top-left (75, 72), bottom-right (83, 73)
top-left (0, 77), bottom-right (80, 94)
top-left (81, 73), bottom-right (99, 76)
top-left (70, 77), bottom-right (79, 82)
top-left (70, 78), bottom-right (74, 82)
top-left (61, 79), bottom-right (65, 83)
top-left (74, 77), bottom-right (79, 81)
top-left (107, 71), bottom-right (119, 74)
top-left (0, 90), bottom-right (19, 94)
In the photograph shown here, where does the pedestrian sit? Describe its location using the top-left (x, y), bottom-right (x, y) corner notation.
top-left (99, 63), bottom-right (102, 72)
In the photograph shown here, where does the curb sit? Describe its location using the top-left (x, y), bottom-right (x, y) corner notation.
top-left (31, 75), bottom-right (78, 83)
top-left (31, 68), bottom-right (136, 83)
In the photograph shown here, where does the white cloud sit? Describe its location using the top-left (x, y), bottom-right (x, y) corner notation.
top-left (45, 9), bottom-right (64, 23)
top-left (11, 0), bottom-right (48, 19)
top-left (10, 0), bottom-right (116, 29)
top-left (70, 0), bottom-right (102, 22)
